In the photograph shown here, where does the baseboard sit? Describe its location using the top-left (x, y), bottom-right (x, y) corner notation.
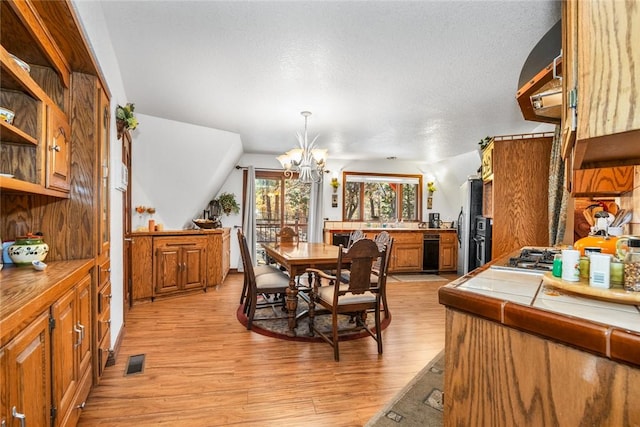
top-left (106, 323), bottom-right (126, 367)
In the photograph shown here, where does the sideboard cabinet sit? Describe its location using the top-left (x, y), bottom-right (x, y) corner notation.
top-left (131, 229), bottom-right (231, 303)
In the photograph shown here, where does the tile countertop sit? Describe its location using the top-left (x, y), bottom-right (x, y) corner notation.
top-left (439, 262), bottom-right (640, 367)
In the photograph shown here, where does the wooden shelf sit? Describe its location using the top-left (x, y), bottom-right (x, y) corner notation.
top-left (0, 175), bottom-right (69, 198)
top-left (0, 119), bottom-right (37, 145)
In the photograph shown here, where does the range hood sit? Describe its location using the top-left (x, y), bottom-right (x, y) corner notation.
top-left (516, 20), bottom-right (562, 124)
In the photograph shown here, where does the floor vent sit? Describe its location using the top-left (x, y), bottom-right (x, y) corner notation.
top-left (125, 354), bottom-right (145, 376)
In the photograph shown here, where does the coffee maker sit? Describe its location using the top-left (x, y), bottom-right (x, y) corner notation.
top-left (428, 212), bottom-right (440, 228)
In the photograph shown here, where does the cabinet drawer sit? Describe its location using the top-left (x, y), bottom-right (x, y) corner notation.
top-left (97, 282), bottom-right (111, 316)
top-left (440, 232), bottom-right (456, 243)
top-left (98, 258), bottom-right (110, 288)
top-left (391, 232), bottom-right (422, 244)
top-left (154, 235), bottom-right (207, 249)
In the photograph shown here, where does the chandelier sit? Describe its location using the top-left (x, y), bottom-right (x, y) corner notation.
top-left (276, 111), bottom-right (327, 183)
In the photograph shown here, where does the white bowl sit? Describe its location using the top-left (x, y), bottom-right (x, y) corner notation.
top-left (32, 260), bottom-right (47, 271)
top-left (0, 107), bottom-right (15, 125)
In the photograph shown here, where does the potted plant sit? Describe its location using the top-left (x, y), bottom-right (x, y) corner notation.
top-left (215, 192), bottom-right (240, 215)
top-left (115, 103), bottom-right (139, 139)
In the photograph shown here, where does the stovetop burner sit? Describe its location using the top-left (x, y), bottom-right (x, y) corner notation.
top-left (506, 248), bottom-right (560, 271)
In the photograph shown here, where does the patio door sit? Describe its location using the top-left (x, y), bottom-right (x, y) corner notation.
top-left (254, 171), bottom-right (311, 243)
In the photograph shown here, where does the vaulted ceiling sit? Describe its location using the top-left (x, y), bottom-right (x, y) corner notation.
top-left (98, 0), bottom-right (561, 163)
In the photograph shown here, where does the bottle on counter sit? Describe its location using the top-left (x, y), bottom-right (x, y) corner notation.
top-left (623, 238), bottom-right (640, 292)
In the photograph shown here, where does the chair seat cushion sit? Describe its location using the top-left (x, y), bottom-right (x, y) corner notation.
top-left (255, 264), bottom-right (284, 276)
top-left (317, 284), bottom-right (376, 305)
top-left (256, 271), bottom-right (291, 290)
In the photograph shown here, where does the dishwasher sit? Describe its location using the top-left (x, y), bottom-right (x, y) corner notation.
top-left (423, 233), bottom-right (440, 272)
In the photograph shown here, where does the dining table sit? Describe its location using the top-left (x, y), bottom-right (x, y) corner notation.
top-left (261, 241), bottom-right (340, 335)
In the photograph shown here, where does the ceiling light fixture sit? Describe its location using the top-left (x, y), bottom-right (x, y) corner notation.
top-left (277, 111), bottom-right (327, 183)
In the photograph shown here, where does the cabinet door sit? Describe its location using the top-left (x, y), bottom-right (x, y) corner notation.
top-left (51, 287), bottom-right (79, 425)
top-left (439, 242), bottom-right (458, 272)
top-left (392, 243), bottom-right (423, 272)
top-left (3, 312), bottom-right (51, 427)
top-left (98, 85), bottom-right (111, 255)
top-left (46, 106), bottom-right (71, 192)
top-left (155, 245), bottom-right (181, 294)
top-left (76, 276), bottom-right (92, 380)
top-left (183, 244), bottom-right (206, 290)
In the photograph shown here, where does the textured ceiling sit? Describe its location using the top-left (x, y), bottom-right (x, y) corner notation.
top-left (98, 0), bottom-right (561, 163)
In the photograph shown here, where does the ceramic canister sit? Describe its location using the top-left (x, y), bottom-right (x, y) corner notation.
top-left (8, 234), bottom-right (49, 266)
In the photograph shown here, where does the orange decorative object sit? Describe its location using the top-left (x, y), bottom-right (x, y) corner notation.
top-left (574, 235), bottom-right (619, 256)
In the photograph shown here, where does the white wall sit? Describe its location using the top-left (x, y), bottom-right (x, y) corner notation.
top-left (131, 113), bottom-right (243, 231)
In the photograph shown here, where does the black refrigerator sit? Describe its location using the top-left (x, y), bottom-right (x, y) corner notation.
top-left (456, 178), bottom-right (483, 275)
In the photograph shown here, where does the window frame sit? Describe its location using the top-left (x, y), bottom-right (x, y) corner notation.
top-left (341, 171), bottom-right (423, 223)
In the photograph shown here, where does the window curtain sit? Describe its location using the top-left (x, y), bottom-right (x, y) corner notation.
top-left (239, 166), bottom-right (257, 271)
top-left (307, 180), bottom-right (324, 243)
top-left (548, 125), bottom-right (569, 245)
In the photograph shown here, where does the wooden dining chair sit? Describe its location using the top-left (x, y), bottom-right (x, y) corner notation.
top-left (347, 229), bottom-right (365, 248)
top-left (237, 229), bottom-right (285, 306)
top-left (372, 232), bottom-right (394, 320)
top-left (306, 238), bottom-right (387, 361)
top-left (237, 230), bottom-right (290, 329)
top-left (276, 226), bottom-right (299, 245)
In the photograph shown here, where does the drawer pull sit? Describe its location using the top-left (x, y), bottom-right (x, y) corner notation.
top-left (12, 407), bottom-right (26, 427)
top-left (76, 402), bottom-right (86, 410)
top-left (74, 325), bottom-right (82, 347)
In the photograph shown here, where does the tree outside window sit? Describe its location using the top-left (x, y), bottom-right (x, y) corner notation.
top-left (343, 173), bottom-right (421, 223)
top-left (253, 171), bottom-right (310, 242)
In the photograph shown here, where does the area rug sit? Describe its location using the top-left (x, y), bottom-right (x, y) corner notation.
top-left (236, 296), bottom-right (391, 342)
top-left (390, 274), bottom-right (449, 282)
top-left (366, 350), bottom-right (445, 426)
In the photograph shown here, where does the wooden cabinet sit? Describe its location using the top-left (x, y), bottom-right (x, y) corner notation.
top-left (388, 232), bottom-right (423, 273)
top-left (1, 312), bottom-right (51, 427)
top-left (154, 236), bottom-right (207, 295)
top-left (562, 0), bottom-right (640, 169)
top-left (45, 106), bottom-right (71, 192)
top-left (131, 230), bottom-right (231, 303)
top-left (95, 258), bottom-right (111, 381)
top-left (51, 274), bottom-right (92, 427)
top-left (572, 166), bottom-right (634, 197)
top-left (482, 134), bottom-right (553, 260)
top-left (1, 1), bottom-right (109, 426)
top-left (481, 141), bottom-right (494, 182)
top-left (438, 232), bottom-right (458, 272)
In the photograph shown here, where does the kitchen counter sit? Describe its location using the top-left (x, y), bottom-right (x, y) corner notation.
top-left (0, 259), bottom-right (94, 345)
top-left (439, 266), bottom-right (640, 366)
top-left (438, 255), bottom-right (640, 425)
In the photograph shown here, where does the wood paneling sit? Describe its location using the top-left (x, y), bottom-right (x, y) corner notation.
top-left (77, 273), bottom-right (455, 426)
top-left (444, 309), bottom-right (640, 426)
top-left (489, 135), bottom-right (552, 259)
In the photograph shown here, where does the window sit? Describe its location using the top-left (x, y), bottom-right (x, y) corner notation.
top-left (343, 172), bottom-right (422, 222)
top-left (253, 171), bottom-right (310, 242)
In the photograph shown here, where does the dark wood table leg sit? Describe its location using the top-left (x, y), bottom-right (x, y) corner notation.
top-left (285, 270), bottom-right (298, 336)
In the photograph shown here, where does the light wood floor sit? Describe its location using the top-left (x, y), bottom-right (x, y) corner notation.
top-left (78, 272), bottom-right (455, 426)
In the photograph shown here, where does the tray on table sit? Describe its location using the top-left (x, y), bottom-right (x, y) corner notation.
top-left (542, 272), bottom-right (640, 305)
